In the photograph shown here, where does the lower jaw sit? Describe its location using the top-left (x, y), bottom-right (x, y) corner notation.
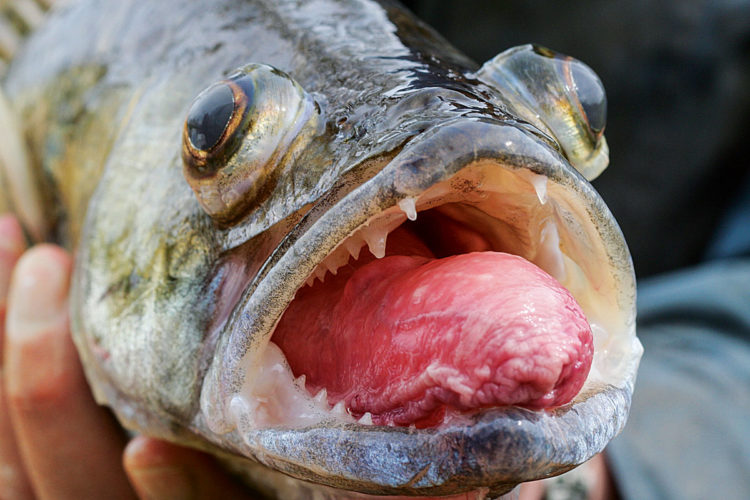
top-left (234, 454), bottom-right (518, 500)
top-left (223, 161), bottom-right (633, 432)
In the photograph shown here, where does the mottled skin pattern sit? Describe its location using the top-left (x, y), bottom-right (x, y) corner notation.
top-left (0, 0), bottom-right (638, 497)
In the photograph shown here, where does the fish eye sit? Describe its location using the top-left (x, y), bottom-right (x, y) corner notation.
top-left (567, 60), bottom-right (606, 137)
top-left (182, 74), bottom-right (255, 178)
top-left (477, 44), bottom-right (610, 180)
top-left (181, 64), bottom-right (320, 224)
top-left (186, 84), bottom-right (235, 152)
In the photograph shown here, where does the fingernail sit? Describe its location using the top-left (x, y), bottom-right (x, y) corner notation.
top-left (129, 466), bottom-right (195, 500)
top-left (7, 246), bottom-right (70, 335)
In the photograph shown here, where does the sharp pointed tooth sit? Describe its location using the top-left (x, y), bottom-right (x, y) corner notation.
top-left (324, 259), bottom-right (338, 276)
top-left (313, 388), bottom-right (328, 406)
top-left (363, 226), bottom-right (387, 259)
top-left (534, 180), bottom-right (547, 204)
top-left (305, 275), bottom-right (316, 287)
top-left (320, 247), bottom-right (352, 278)
top-left (344, 238), bottom-right (362, 260)
top-left (523, 171), bottom-right (548, 204)
top-left (357, 412), bottom-right (373, 425)
top-left (295, 374), bottom-right (306, 388)
top-left (314, 266), bottom-right (327, 283)
top-left (333, 247), bottom-right (351, 270)
top-left (331, 401), bottom-right (348, 416)
top-left (398, 197), bottom-right (417, 221)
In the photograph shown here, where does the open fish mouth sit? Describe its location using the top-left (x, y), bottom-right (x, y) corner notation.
top-left (199, 118), bottom-right (640, 496)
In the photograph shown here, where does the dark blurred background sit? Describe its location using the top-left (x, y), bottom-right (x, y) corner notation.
top-left (403, 0), bottom-right (750, 278)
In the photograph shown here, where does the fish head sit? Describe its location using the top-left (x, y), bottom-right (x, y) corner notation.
top-left (71, 42), bottom-right (640, 498)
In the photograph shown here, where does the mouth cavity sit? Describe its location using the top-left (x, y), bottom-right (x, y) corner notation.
top-left (226, 162), bottom-right (624, 433)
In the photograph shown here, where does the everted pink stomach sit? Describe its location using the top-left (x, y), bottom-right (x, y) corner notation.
top-left (272, 227), bottom-right (593, 427)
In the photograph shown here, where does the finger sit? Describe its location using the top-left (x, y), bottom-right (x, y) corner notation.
top-left (5, 245), bottom-right (136, 500)
top-left (0, 215), bottom-right (35, 500)
top-left (124, 436), bottom-right (260, 500)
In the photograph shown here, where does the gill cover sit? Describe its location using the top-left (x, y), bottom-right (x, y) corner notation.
top-left (477, 44), bottom-right (609, 180)
top-left (182, 64), bottom-right (320, 224)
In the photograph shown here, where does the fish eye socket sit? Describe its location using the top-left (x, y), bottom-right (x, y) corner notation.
top-left (181, 64), bottom-right (320, 225)
top-left (568, 60), bottom-right (606, 136)
top-left (182, 75), bottom-right (255, 177)
top-left (477, 45), bottom-right (609, 180)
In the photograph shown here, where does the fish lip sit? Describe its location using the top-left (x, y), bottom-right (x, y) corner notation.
top-left (241, 382), bottom-right (635, 496)
top-left (199, 116), bottom-right (639, 493)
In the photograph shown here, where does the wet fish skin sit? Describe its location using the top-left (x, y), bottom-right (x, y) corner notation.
top-left (0, 0), bottom-right (639, 497)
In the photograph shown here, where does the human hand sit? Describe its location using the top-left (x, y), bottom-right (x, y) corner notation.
top-left (0, 215), bottom-right (257, 500)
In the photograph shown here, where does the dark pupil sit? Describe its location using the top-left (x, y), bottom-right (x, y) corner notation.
top-left (187, 84), bottom-right (235, 151)
top-left (570, 61), bottom-right (607, 135)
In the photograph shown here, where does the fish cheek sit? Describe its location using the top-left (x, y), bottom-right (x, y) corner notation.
top-left (181, 64), bottom-right (321, 225)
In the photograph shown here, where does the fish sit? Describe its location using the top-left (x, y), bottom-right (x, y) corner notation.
top-left (0, 0), bottom-right (642, 498)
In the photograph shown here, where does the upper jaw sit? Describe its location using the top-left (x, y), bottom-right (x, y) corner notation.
top-left (195, 117), bottom-right (640, 494)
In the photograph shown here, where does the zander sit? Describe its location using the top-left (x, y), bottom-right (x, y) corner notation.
top-left (0, 1), bottom-right (641, 498)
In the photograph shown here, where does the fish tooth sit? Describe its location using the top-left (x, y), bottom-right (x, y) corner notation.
top-left (305, 275), bottom-right (315, 287)
top-left (331, 401), bottom-right (348, 416)
top-left (322, 248), bottom-right (350, 277)
top-left (398, 197), bottom-right (417, 221)
top-left (534, 180), bottom-right (547, 204)
top-left (295, 374), bottom-right (306, 388)
top-left (324, 259), bottom-right (338, 276)
top-left (333, 247), bottom-right (351, 269)
top-left (313, 388), bottom-right (328, 405)
top-left (523, 171), bottom-right (548, 204)
top-left (357, 412), bottom-right (373, 425)
top-left (344, 238), bottom-right (362, 260)
top-left (363, 226), bottom-right (387, 259)
top-left (314, 266), bottom-right (327, 283)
